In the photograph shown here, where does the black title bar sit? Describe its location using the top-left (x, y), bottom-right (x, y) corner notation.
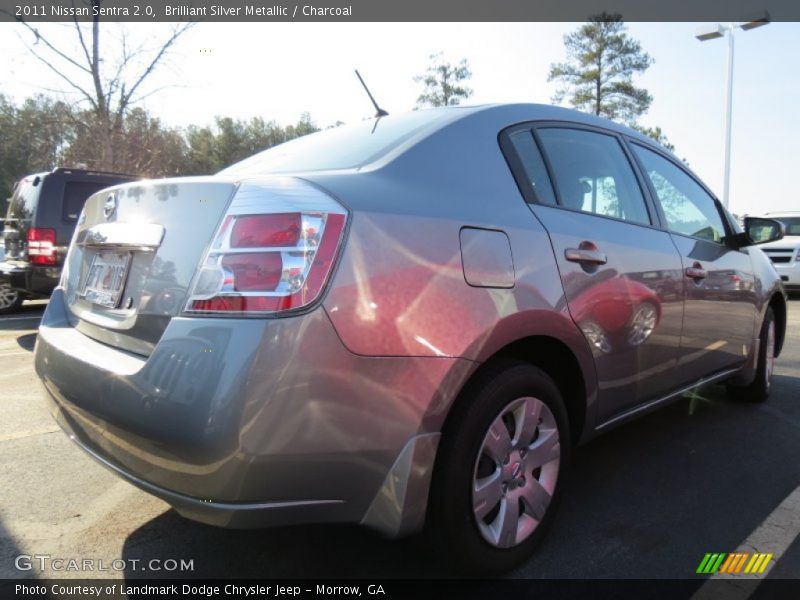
top-left (1, 0), bottom-right (800, 22)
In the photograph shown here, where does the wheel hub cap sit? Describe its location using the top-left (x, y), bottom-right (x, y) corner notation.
top-left (472, 396), bottom-right (561, 549)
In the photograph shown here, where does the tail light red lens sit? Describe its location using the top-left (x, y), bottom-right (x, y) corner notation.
top-left (221, 253), bottom-right (283, 291)
top-left (185, 178), bottom-right (348, 316)
top-left (27, 227), bottom-right (57, 265)
top-left (231, 213), bottom-right (301, 247)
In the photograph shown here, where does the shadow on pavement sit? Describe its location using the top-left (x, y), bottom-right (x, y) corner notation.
top-left (15, 333), bottom-right (37, 352)
top-left (0, 304), bottom-right (45, 332)
top-left (0, 518), bottom-right (37, 579)
top-left (121, 511), bottom-right (450, 579)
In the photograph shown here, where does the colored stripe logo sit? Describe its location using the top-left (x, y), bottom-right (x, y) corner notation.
top-left (696, 552), bottom-right (773, 574)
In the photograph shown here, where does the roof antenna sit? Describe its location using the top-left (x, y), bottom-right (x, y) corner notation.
top-left (355, 69), bottom-right (389, 118)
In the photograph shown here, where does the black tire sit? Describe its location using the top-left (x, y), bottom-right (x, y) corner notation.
top-left (0, 280), bottom-right (23, 315)
top-left (727, 307), bottom-right (775, 403)
top-left (426, 359), bottom-right (570, 574)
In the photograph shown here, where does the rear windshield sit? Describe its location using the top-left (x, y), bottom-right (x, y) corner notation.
top-left (7, 178), bottom-right (41, 221)
top-left (776, 217), bottom-right (800, 236)
top-left (218, 109), bottom-right (459, 176)
top-left (62, 181), bottom-right (113, 222)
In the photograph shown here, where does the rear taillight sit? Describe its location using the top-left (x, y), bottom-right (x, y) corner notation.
top-left (185, 178), bottom-right (348, 316)
top-left (27, 227), bottom-right (57, 265)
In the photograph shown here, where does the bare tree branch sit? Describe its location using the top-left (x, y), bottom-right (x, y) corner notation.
top-left (120, 22), bottom-right (195, 112)
top-left (15, 18), bottom-right (92, 75)
top-left (24, 43), bottom-right (98, 109)
top-left (72, 19), bottom-right (93, 73)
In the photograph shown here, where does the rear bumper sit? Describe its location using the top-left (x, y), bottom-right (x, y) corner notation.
top-left (0, 261), bottom-right (59, 297)
top-left (35, 289), bottom-right (473, 535)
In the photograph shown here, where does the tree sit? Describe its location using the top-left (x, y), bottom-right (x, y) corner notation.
top-left (63, 107), bottom-right (188, 177)
top-left (549, 14), bottom-right (653, 124)
top-left (414, 52), bottom-right (473, 108)
top-left (0, 94), bottom-right (77, 200)
top-left (182, 113), bottom-right (321, 175)
top-left (11, 1), bottom-right (193, 172)
top-left (633, 125), bottom-right (675, 152)
top-left (0, 91), bottom-right (323, 201)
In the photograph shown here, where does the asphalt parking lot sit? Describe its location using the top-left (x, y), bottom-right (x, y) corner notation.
top-left (0, 299), bottom-right (798, 582)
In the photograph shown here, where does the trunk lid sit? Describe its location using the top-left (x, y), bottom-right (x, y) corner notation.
top-left (62, 177), bottom-right (237, 356)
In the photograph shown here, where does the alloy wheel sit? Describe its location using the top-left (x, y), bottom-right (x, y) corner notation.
top-left (0, 282), bottom-right (19, 310)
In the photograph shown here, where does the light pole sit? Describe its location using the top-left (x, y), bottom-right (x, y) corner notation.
top-left (695, 14), bottom-right (770, 211)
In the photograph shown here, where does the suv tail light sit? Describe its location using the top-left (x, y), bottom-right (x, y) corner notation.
top-left (27, 227), bottom-right (57, 265)
top-left (185, 178), bottom-right (348, 315)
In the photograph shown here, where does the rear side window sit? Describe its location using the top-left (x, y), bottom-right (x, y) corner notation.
top-left (631, 144), bottom-right (726, 243)
top-left (7, 179), bottom-right (40, 220)
top-left (537, 128), bottom-right (650, 225)
top-left (62, 181), bottom-right (110, 222)
top-left (508, 130), bottom-right (557, 205)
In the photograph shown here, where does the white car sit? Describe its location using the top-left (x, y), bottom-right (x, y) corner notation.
top-left (759, 212), bottom-right (800, 291)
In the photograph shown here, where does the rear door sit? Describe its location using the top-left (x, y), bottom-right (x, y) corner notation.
top-left (628, 143), bottom-right (756, 382)
top-left (503, 124), bottom-right (685, 422)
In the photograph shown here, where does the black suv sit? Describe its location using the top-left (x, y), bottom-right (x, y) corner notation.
top-left (0, 167), bottom-right (136, 314)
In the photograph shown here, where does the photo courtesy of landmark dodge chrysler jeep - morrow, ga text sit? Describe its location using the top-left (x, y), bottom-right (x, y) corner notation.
top-left (34, 104), bottom-right (787, 573)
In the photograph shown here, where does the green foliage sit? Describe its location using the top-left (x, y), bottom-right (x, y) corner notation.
top-left (183, 112), bottom-right (319, 174)
top-left (0, 94), bottom-right (76, 201)
top-left (549, 13), bottom-right (653, 124)
top-left (0, 93), bottom-right (321, 206)
top-left (414, 52), bottom-right (473, 108)
top-left (632, 125), bottom-right (675, 152)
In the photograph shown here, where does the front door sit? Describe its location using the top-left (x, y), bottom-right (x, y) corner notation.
top-left (629, 143), bottom-right (757, 384)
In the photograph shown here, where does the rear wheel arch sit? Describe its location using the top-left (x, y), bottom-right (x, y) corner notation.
top-left (441, 335), bottom-right (589, 450)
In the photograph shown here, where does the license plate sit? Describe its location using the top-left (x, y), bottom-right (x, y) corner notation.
top-left (80, 251), bottom-right (132, 308)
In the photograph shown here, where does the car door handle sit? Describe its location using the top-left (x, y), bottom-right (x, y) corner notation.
top-left (685, 265), bottom-right (707, 279)
top-left (565, 247), bottom-right (608, 265)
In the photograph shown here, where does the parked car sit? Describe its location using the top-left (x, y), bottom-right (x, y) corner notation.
top-left (0, 167), bottom-right (136, 314)
top-left (34, 105), bottom-right (786, 573)
top-left (756, 212), bottom-right (800, 292)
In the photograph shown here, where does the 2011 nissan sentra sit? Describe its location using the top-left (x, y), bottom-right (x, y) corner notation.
top-left (34, 104), bottom-right (787, 572)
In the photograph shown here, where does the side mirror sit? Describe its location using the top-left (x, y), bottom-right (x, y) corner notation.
top-left (744, 217), bottom-right (784, 245)
top-left (728, 217), bottom-right (784, 248)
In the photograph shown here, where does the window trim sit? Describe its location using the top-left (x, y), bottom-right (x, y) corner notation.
top-left (625, 139), bottom-right (736, 246)
top-left (498, 120), bottom-right (662, 230)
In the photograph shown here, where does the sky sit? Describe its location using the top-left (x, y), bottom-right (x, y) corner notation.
top-left (1, 21), bottom-right (798, 216)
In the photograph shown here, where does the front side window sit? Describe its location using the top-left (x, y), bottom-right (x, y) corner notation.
top-left (536, 128), bottom-right (650, 225)
top-left (632, 144), bottom-right (726, 243)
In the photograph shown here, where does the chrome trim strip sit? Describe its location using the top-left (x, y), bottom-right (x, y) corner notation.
top-left (596, 368), bottom-right (740, 431)
top-left (77, 223), bottom-right (165, 249)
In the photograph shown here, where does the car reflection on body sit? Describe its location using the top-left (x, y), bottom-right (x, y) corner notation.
top-left (571, 276), bottom-right (661, 353)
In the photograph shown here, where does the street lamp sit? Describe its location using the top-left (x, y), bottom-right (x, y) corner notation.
top-left (695, 13), bottom-right (770, 211)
